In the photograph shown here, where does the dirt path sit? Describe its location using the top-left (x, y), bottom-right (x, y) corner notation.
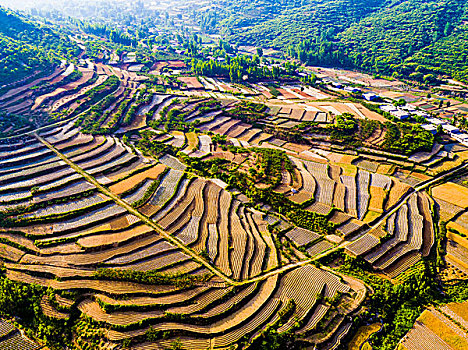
top-left (35, 133), bottom-right (238, 286)
top-left (35, 131), bottom-right (355, 287)
top-left (34, 130), bottom-right (468, 289)
top-left (369, 161), bottom-right (468, 233)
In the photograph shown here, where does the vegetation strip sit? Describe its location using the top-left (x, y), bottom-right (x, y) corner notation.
top-left (35, 132), bottom-right (355, 288)
top-left (369, 161), bottom-right (468, 233)
top-left (34, 132), bottom-right (239, 285)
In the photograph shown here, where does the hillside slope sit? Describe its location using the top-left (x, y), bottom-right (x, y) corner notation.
top-left (0, 7), bottom-right (76, 85)
top-left (212, 0), bottom-right (386, 48)
top-left (403, 1), bottom-right (468, 83)
top-left (199, 0), bottom-right (468, 82)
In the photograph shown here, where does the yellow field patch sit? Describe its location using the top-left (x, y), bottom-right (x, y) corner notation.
top-left (109, 164), bottom-right (166, 195)
top-left (419, 310), bottom-right (468, 350)
top-left (410, 171), bottom-right (431, 181)
top-left (283, 142), bottom-right (311, 153)
top-left (333, 162), bottom-right (357, 176)
top-left (109, 215), bottom-right (130, 230)
top-left (398, 169), bottom-right (412, 177)
top-left (448, 222), bottom-right (468, 238)
top-left (428, 151), bottom-right (468, 176)
top-left (363, 210), bottom-right (381, 223)
top-left (447, 230), bottom-right (468, 250)
top-left (0, 243), bottom-right (25, 262)
top-left (324, 151), bottom-right (348, 163)
top-left (368, 186), bottom-right (387, 213)
top-left (339, 155), bottom-right (358, 164)
top-left (447, 301), bottom-right (468, 324)
top-left (298, 152), bottom-right (328, 164)
top-left (78, 225), bottom-right (153, 249)
top-left (75, 224), bottom-right (112, 238)
top-left (447, 252), bottom-right (468, 271)
top-left (170, 130), bottom-right (185, 137)
top-left (377, 163), bottom-right (394, 175)
top-left (348, 323), bottom-right (381, 350)
top-left (106, 162), bottom-right (148, 182)
top-left (432, 182), bottom-right (468, 208)
top-left (385, 180), bottom-right (411, 210)
top-left (185, 132), bottom-right (198, 151)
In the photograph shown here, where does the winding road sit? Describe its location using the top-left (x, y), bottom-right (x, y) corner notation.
top-left (369, 161), bottom-right (468, 232)
top-left (35, 131), bottom-right (468, 288)
top-left (35, 133), bottom-right (239, 285)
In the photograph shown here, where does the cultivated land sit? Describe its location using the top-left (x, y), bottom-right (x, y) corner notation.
top-left (1, 55), bottom-right (467, 349)
top-left (0, 120), bottom-right (364, 349)
top-left (0, 319), bottom-right (41, 350)
top-left (2, 7), bottom-right (468, 350)
top-left (398, 305), bottom-right (468, 350)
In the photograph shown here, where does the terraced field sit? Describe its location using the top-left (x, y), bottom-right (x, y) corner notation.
top-left (283, 155), bottom-right (415, 238)
top-left (0, 58), bottom-right (147, 136)
top-left (346, 192), bottom-right (434, 278)
top-left (1, 45), bottom-right (464, 350)
top-left (0, 121), bottom-right (364, 349)
top-left (0, 320), bottom-right (41, 350)
top-left (399, 305), bottom-right (468, 350)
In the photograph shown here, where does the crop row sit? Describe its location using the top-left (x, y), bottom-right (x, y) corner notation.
top-left (361, 193), bottom-right (432, 276)
top-left (0, 333), bottom-right (40, 350)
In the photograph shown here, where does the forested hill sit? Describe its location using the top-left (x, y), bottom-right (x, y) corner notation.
top-left (198, 0), bottom-right (468, 83)
top-left (0, 7), bottom-right (77, 85)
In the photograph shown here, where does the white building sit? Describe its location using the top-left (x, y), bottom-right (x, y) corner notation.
top-left (363, 92), bottom-right (379, 101)
top-left (421, 124), bottom-right (438, 134)
top-left (344, 86), bottom-right (361, 93)
top-left (128, 64), bottom-right (144, 72)
top-left (391, 110), bottom-right (410, 120)
top-left (453, 133), bottom-right (468, 143)
top-left (442, 124), bottom-right (460, 136)
top-left (380, 105), bottom-right (398, 113)
top-left (427, 117), bottom-right (446, 125)
top-left (401, 105), bottom-right (417, 112)
top-left (413, 110), bottom-right (430, 118)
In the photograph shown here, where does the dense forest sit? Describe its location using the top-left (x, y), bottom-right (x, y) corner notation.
top-left (0, 7), bottom-right (78, 85)
top-left (197, 0), bottom-right (468, 82)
